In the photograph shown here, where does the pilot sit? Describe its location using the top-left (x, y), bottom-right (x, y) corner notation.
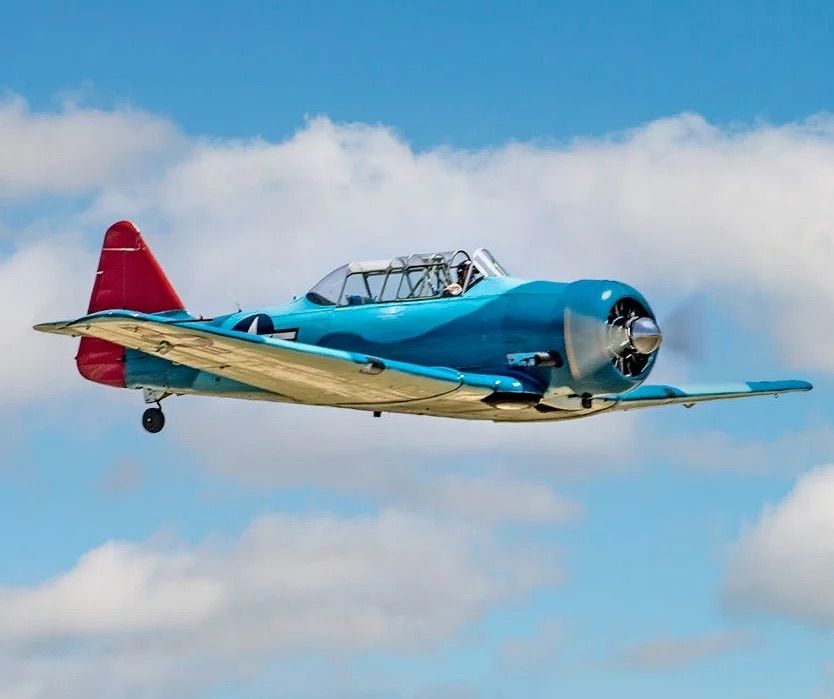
top-left (444, 260), bottom-right (472, 297)
top-left (461, 259), bottom-right (484, 289)
top-left (456, 260), bottom-right (471, 287)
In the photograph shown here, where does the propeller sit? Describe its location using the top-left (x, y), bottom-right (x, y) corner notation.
top-left (564, 294), bottom-right (706, 382)
top-left (659, 293), bottom-right (707, 362)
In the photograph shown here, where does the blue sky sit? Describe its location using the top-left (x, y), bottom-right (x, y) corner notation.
top-left (2, 2), bottom-right (834, 698)
top-left (5, 1), bottom-right (834, 146)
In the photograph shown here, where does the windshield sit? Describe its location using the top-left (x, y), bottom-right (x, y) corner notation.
top-left (472, 248), bottom-right (510, 277)
top-left (306, 265), bottom-right (348, 305)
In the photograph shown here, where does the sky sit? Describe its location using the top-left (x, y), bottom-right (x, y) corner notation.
top-left (2, 2), bottom-right (834, 697)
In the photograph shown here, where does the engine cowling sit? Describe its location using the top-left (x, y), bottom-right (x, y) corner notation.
top-left (561, 280), bottom-right (661, 396)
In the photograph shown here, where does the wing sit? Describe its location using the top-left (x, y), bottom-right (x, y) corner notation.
top-left (34, 311), bottom-right (532, 409)
top-left (599, 381), bottom-right (812, 412)
top-left (34, 311), bottom-right (812, 421)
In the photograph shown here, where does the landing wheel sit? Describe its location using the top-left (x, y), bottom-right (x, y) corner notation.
top-left (142, 407), bottom-right (165, 433)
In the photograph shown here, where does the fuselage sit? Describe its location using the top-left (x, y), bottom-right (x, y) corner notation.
top-left (125, 276), bottom-right (657, 401)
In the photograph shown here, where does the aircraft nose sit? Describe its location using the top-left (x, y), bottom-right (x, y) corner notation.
top-left (629, 316), bottom-right (662, 354)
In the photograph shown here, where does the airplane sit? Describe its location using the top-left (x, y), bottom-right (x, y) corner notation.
top-left (35, 221), bottom-right (811, 433)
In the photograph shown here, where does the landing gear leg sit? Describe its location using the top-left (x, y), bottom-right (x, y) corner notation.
top-left (141, 388), bottom-right (169, 434)
top-left (142, 406), bottom-right (165, 433)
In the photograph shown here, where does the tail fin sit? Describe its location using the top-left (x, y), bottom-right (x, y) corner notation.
top-left (86, 220), bottom-right (184, 314)
top-left (77, 221), bottom-right (185, 386)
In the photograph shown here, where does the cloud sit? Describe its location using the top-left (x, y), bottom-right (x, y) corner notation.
top-left (656, 422), bottom-right (834, 475)
top-left (0, 234), bottom-right (96, 402)
top-left (0, 95), bottom-right (183, 199)
top-left (0, 541), bottom-right (222, 640)
top-left (414, 474), bottom-right (581, 524)
top-left (11, 107), bottom-right (834, 411)
top-left (8, 104), bottom-right (828, 499)
top-left (618, 630), bottom-right (750, 670)
top-left (0, 509), bottom-right (559, 698)
top-left (83, 112), bottom-right (834, 376)
top-left (167, 396), bottom-right (635, 493)
top-left (724, 464), bottom-right (834, 626)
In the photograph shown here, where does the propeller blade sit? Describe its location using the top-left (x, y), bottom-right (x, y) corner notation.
top-left (661, 294), bottom-right (707, 362)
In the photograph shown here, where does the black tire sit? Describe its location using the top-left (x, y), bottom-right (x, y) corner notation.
top-left (142, 407), bottom-right (165, 433)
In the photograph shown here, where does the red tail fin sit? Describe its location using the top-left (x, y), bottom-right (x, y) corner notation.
top-left (87, 221), bottom-right (184, 314)
top-left (77, 221), bottom-right (185, 387)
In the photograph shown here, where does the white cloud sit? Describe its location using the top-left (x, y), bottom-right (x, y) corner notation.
top-left (10, 107), bottom-right (834, 411)
top-left (2, 104), bottom-right (826, 532)
top-left (0, 235), bottom-right (95, 402)
top-left (9, 105), bottom-right (829, 493)
top-left (0, 509), bottom-right (558, 698)
top-left (618, 630), bottom-right (750, 670)
top-left (725, 465), bottom-right (834, 626)
top-left (0, 541), bottom-right (222, 639)
top-left (656, 422), bottom-right (834, 475)
top-left (415, 474), bottom-right (581, 524)
top-left (164, 396), bottom-right (635, 497)
top-left (76, 112), bottom-right (834, 375)
top-left (0, 95), bottom-right (183, 198)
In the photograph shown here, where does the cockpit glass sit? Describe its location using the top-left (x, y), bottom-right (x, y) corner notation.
top-left (306, 249), bottom-right (510, 306)
top-left (366, 272), bottom-right (386, 300)
top-left (472, 248), bottom-right (510, 277)
top-left (306, 265), bottom-right (348, 305)
top-left (341, 273), bottom-right (374, 306)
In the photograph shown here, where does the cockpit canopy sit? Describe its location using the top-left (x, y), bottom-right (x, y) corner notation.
top-left (307, 248), bottom-right (510, 306)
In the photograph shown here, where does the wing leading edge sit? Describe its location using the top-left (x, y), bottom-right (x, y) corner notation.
top-left (599, 380), bottom-right (812, 412)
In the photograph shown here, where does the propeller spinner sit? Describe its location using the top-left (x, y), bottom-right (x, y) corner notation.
top-left (627, 315), bottom-right (663, 354)
top-left (605, 298), bottom-right (662, 377)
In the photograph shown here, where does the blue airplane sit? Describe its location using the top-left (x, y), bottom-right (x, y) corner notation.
top-left (35, 221), bottom-right (811, 433)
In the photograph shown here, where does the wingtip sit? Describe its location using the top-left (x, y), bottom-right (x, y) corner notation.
top-left (781, 379), bottom-right (813, 392)
top-left (33, 320), bottom-right (76, 335)
top-left (746, 379), bottom-right (814, 394)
